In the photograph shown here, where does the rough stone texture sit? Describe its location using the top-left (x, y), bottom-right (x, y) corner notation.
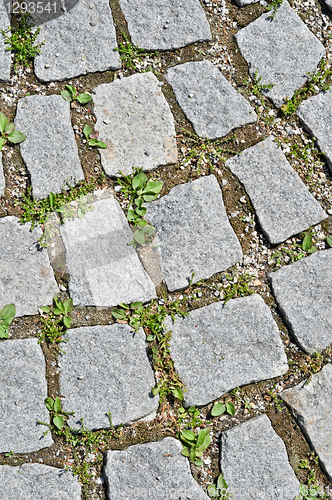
top-left (118, 0), bottom-right (212, 51)
top-left (221, 414), bottom-right (300, 499)
top-left (34, 0), bottom-right (120, 82)
top-left (15, 94), bottom-right (84, 200)
top-left (0, 3), bottom-right (11, 82)
top-left (0, 463), bottom-right (81, 499)
top-left (234, 0), bottom-right (325, 108)
top-left (104, 437), bottom-right (209, 499)
top-left (226, 136), bottom-right (327, 244)
top-left (167, 294), bottom-right (288, 407)
top-left (0, 339), bottom-right (53, 453)
top-left (323, 0), bottom-right (332, 11)
top-left (93, 72), bottom-right (178, 177)
top-left (146, 175), bottom-right (243, 291)
top-left (281, 364), bottom-right (332, 481)
top-left (0, 216), bottom-right (58, 317)
top-left (59, 197), bottom-right (156, 307)
top-left (165, 61), bottom-right (257, 139)
top-left (0, 154), bottom-right (4, 197)
top-left (234, 0), bottom-right (258, 5)
top-left (270, 249), bottom-right (332, 354)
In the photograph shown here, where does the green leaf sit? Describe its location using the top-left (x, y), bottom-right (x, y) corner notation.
top-left (217, 473), bottom-right (228, 490)
top-left (144, 225), bottom-right (156, 237)
top-left (83, 124), bottom-right (92, 140)
top-left (300, 484), bottom-right (308, 496)
top-left (63, 316), bottom-right (71, 329)
top-left (181, 447), bottom-right (190, 457)
top-left (0, 304), bottom-right (16, 325)
top-left (211, 402), bottom-right (226, 417)
top-left (111, 310), bottom-right (127, 320)
top-left (132, 172), bottom-right (147, 191)
top-left (53, 396), bottom-right (61, 413)
top-left (61, 90), bottom-right (72, 102)
top-left (7, 130), bottom-right (26, 144)
top-left (5, 123), bottom-right (15, 134)
top-left (196, 428), bottom-right (209, 449)
top-left (133, 230), bottom-right (146, 245)
top-left (307, 246), bottom-right (317, 254)
top-left (65, 84), bottom-right (76, 99)
top-left (40, 306), bottom-right (51, 313)
top-left (143, 180), bottom-right (163, 194)
top-left (302, 233), bottom-right (312, 251)
top-left (207, 484), bottom-right (218, 498)
top-left (0, 112), bottom-right (9, 134)
top-left (142, 194), bottom-right (159, 202)
top-left (49, 192), bottom-right (55, 209)
top-left (77, 93), bottom-right (92, 104)
top-left (137, 219), bottom-right (147, 228)
top-left (131, 301), bottom-right (143, 309)
top-left (146, 334), bottom-right (155, 341)
top-left (53, 415), bottom-right (64, 430)
top-left (118, 303), bottom-right (129, 309)
top-left (327, 235), bottom-right (332, 248)
top-left (136, 206), bottom-right (147, 216)
top-left (171, 386), bottom-right (183, 400)
top-left (88, 139), bottom-right (107, 148)
top-left (181, 430), bottom-right (196, 441)
top-left (127, 209), bottom-right (137, 222)
top-left (63, 298), bottom-right (73, 313)
top-left (53, 308), bottom-right (63, 315)
top-left (129, 317), bottom-right (139, 328)
top-left (194, 459), bottom-right (203, 467)
top-left (0, 137), bottom-right (6, 151)
top-left (226, 402), bottom-right (235, 415)
top-left (0, 325), bottom-right (9, 338)
top-left (189, 449), bottom-right (196, 462)
top-left (45, 397), bottom-right (54, 411)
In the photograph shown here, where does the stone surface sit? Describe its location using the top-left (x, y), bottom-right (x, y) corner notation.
top-left (226, 136), bottom-right (327, 244)
top-left (221, 414), bottom-right (300, 499)
top-left (234, 0), bottom-right (325, 108)
top-left (167, 294), bottom-right (288, 407)
top-left (0, 154), bottom-right (4, 197)
top-left (0, 3), bottom-right (11, 82)
top-left (146, 175), bottom-right (243, 291)
top-left (118, 0), bottom-right (212, 51)
top-left (59, 197), bottom-right (156, 307)
top-left (323, 0), bottom-right (332, 11)
top-left (104, 437), bottom-right (209, 499)
top-left (93, 72), bottom-right (178, 177)
top-left (0, 339), bottom-right (53, 453)
top-left (234, 0), bottom-right (258, 5)
top-left (0, 216), bottom-right (58, 317)
top-left (34, 0), bottom-right (120, 82)
top-left (15, 94), bottom-right (84, 200)
top-left (60, 324), bottom-right (157, 429)
top-left (270, 249), bottom-right (332, 354)
top-left (165, 61), bottom-right (257, 139)
top-left (282, 365), bottom-right (332, 481)
top-left (0, 463), bottom-right (81, 499)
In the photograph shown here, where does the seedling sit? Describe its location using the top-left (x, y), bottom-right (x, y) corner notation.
top-left (223, 272), bottom-right (254, 303)
top-left (295, 483), bottom-right (327, 500)
top-left (41, 297), bottom-right (73, 329)
top-left (211, 401), bottom-right (235, 417)
top-left (179, 428), bottom-right (211, 467)
top-left (61, 85), bottom-right (92, 104)
top-left (326, 235), bottom-right (332, 248)
top-left (111, 301), bottom-right (144, 330)
top-left (0, 112), bottom-right (26, 150)
top-left (115, 31), bottom-right (159, 72)
top-left (39, 297), bottom-right (73, 345)
top-left (0, 303), bottom-right (16, 339)
top-left (83, 125), bottom-right (107, 149)
top-left (41, 396), bottom-right (73, 430)
top-left (56, 194), bottom-right (95, 221)
top-left (267, 0), bottom-right (283, 19)
top-left (207, 474), bottom-right (230, 499)
top-left (178, 406), bottom-right (202, 428)
top-left (301, 233), bottom-right (317, 254)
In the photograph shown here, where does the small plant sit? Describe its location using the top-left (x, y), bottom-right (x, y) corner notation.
top-left (56, 193), bottom-right (95, 221)
top-left (301, 233), bottom-right (317, 254)
top-left (211, 401), bottom-right (235, 417)
top-left (178, 406), bottom-right (202, 428)
top-left (246, 70), bottom-right (275, 97)
top-left (41, 297), bottom-right (73, 329)
top-left (326, 235), bottom-right (332, 248)
top-left (0, 112), bottom-right (26, 151)
top-left (267, 0), bottom-right (283, 19)
top-left (44, 396), bottom-right (72, 430)
top-left (267, 385), bottom-right (283, 411)
top-left (115, 31), bottom-right (159, 72)
top-left (83, 125), bottom-right (107, 149)
top-left (111, 301), bottom-right (144, 330)
top-left (295, 484), bottom-right (327, 500)
top-left (0, 304), bottom-right (16, 339)
top-left (61, 85), bottom-right (92, 104)
top-left (39, 297), bottom-right (73, 345)
top-left (207, 474), bottom-right (231, 499)
top-left (223, 272), bottom-right (254, 304)
top-left (179, 428), bottom-right (211, 467)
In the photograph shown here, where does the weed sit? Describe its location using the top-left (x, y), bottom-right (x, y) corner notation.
top-left (295, 484), bottom-right (327, 499)
top-left (207, 474), bottom-right (231, 499)
top-left (269, 232), bottom-right (319, 267)
top-left (223, 272), bottom-right (254, 303)
top-left (83, 124), bottom-right (107, 149)
top-left (115, 31), bottom-right (159, 72)
top-left (179, 427), bottom-right (211, 467)
top-left (180, 130), bottom-right (237, 169)
top-left (326, 235), bottom-right (332, 248)
top-left (178, 406), bottom-right (202, 428)
top-left (243, 70), bottom-right (275, 98)
top-left (61, 85), bottom-right (92, 104)
top-left (56, 194), bottom-right (95, 222)
top-left (266, 385), bottom-right (283, 411)
top-left (267, 0), bottom-right (283, 19)
top-left (211, 401), bottom-right (235, 417)
top-left (0, 112), bottom-right (26, 150)
top-left (0, 303), bottom-right (16, 339)
top-left (38, 297), bottom-right (73, 345)
top-left (41, 396), bottom-right (74, 431)
top-left (111, 301), bottom-right (144, 330)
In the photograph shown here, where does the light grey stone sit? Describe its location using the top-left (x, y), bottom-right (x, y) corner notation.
top-left (270, 249), bottom-right (332, 354)
top-left (0, 216), bottom-right (58, 317)
top-left (0, 154), bottom-right (4, 197)
top-left (15, 95), bottom-right (84, 200)
top-left (93, 72), bottom-right (178, 177)
top-left (104, 437), bottom-right (209, 499)
top-left (0, 3), bottom-right (11, 82)
top-left (59, 197), bottom-right (156, 307)
top-left (118, 0), bottom-right (212, 51)
top-left (234, 0), bottom-right (325, 108)
top-left (146, 175), bottom-right (243, 291)
top-left (281, 364), bottom-right (332, 481)
top-left (60, 324), bottom-right (158, 429)
top-left (226, 136), bottom-right (327, 244)
top-left (322, 0), bottom-right (332, 11)
top-left (234, 0), bottom-right (258, 5)
top-left (165, 61), bottom-right (257, 139)
top-left (0, 463), bottom-right (81, 499)
top-left (167, 294), bottom-right (288, 407)
top-left (221, 414), bottom-right (300, 500)
top-left (34, 0), bottom-right (120, 82)
top-left (0, 339), bottom-right (53, 453)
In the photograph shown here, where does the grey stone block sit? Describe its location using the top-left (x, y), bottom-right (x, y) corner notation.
top-left (0, 216), bottom-right (58, 317)
top-left (0, 463), bottom-right (81, 499)
top-left (281, 364), bottom-right (332, 481)
top-left (322, 0), bottom-right (332, 11)
top-left (15, 95), bottom-right (84, 200)
top-left (146, 175), bottom-right (243, 291)
top-left (226, 136), bottom-right (327, 244)
top-left (60, 324), bottom-right (158, 429)
top-left (0, 339), bottom-right (53, 453)
top-left (167, 294), bottom-right (288, 407)
top-left (221, 414), bottom-right (300, 500)
top-left (34, 0), bottom-right (120, 82)
top-left (0, 4), bottom-right (11, 82)
top-left (104, 437), bottom-right (209, 499)
top-left (165, 61), bottom-right (257, 140)
top-left (270, 249), bottom-right (332, 354)
top-left (0, 154), bottom-right (4, 197)
top-left (234, 0), bottom-right (325, 108)
top-left (93, 72), bottom-right (178, 177)
top-left (118, 0), bottom-right (212, 51)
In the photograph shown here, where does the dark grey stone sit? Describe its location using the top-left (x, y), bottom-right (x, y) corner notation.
top-left (0, 154), bottom-right (4, 197)
top-left (0, 3), bottom-right (11, 82)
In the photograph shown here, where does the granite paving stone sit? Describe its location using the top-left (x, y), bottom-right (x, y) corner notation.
top-left (0, 155), bottom-right (4, 197)
top-left (118, 0), bottom-right (212, 51)
top-left (0, 338), bottom-right (53, 453)
top-left (15, 94), bottom-right (84, 200)
top-left (166, 294), bottom-right (288, 407)
top-left (225, 135), bottom-right (327, 244)
top-left (234, 0), bottom-right (325, 108)
top-left (0, 2), bottom-right (11, 82)
top-left (221, 414), bottom-right (300, 499)
top-left (281, 364), bottom-right (332, 481)
top-left (146, 175), bottom-right (243, 291)
top-left (165, 60), bottom-right (257, 139)
top-left (270, 249), bottom-right (332, 354)
top-left (93, 72), bottom-right (178, 177)
top-left (103, 437), bottom-right (209, 499)
top-left (0, 216), bottom-right (59, 317)
top-left (322, 0), bottom-right (332, 11)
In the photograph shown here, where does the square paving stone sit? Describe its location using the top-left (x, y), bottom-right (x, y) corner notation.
top-left (0, 339), bottom-right (53, 453)
top-left (0, 216), bottom-right (58, 317)
top-left (118, 0), bottom-right (212, 51)
top-left (104, 437), bottom-right (209, 499)
top-left (15, 95), bottom-right (84, 200)
top-left (0, 155), bottom-right (4, 197)
top-left (165, 61), bottom-right (257, 140)
top-left (60, 324), bottom-right (158, 429)
top-left (270, 249), bottom-right (332, 354)
top-left (93, 72), bottom-right (178, 177)
top-left (166, 294), bottom-right (288, 407)
top-left (146, 175), bottom-right (243, 291)
top-left (0, 3), bottom-right (11, 82)
top-left (59, 197), bottom-right (156, 307)
top-left (221, 414), bottom-right (300, 500)
top-left (281, 364), bottom-right (332, 481)
top-left (234, 0), bottom-right (325, 108)
top-left (225, 135), bottom-right (327, 245)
